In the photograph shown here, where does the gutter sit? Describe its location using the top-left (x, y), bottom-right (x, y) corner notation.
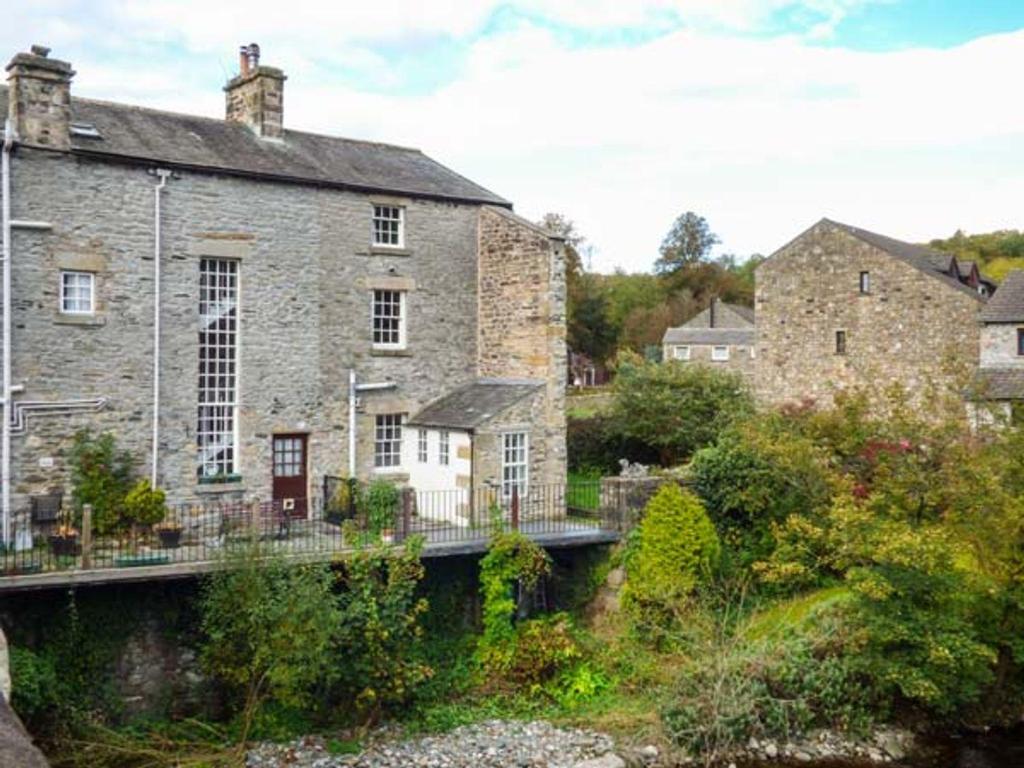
top-left (150, 169), bottom-right (171, 488)
top-left (2, 119), bottom-right (13, 547)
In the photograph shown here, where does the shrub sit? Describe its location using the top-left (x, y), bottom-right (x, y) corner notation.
top-left (503, 613), bottom-right (582, 687)
top-left (67, 429), bottom-right (135, 534)
top-left (9, 646), bottom-right (59, 724)
top-left (199, 543), bottom-right (339, 739)
top-left (363, 480), bottom-right (400, 536)
top-left (122, 480), bottom-right (167, 528)
top-left (690, 419), bottom-right (834, 570)
top-left (610, 354), bottom-right (753, 465)
top-left (622, 484), bottom-right (720, 644)
top-left (332, 538), bottom-right (432, 719)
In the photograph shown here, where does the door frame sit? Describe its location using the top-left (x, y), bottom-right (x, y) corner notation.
top-left (271, 432), bottom-right (310, 519)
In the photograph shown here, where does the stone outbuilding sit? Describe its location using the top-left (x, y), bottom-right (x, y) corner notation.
top-left (0, 44), bottom-right (566, 542)
top-left (755, 219), bottom-right (987, 408)
top-left (972, 269), bottom-right (1024, 422)
top-left (661, 298), bottom-right (755, 379)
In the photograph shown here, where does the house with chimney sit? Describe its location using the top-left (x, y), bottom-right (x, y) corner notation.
top-left (754, 218), bottom-right (991, 408)
top-left (973, 269), bottom-right (1024, 423)
top-left (661, 298), bottom-right (755, 379)
top-left (0, 44), bottom-right (567, 542)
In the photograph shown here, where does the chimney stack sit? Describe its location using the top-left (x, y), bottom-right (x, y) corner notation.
top-left (5, 44), bottom-right (75, 150)
top-left (224, 43), bottom-right (285, 140)
top-left (709, 297), bottom-right (717, 328)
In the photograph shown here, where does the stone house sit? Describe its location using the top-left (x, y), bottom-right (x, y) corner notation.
top-left (0, 44), bottom-right (566, 539)
top-left (755, 219), bottom-right (987, 408)
top-left (661, 298), bottom-right (755, 379)
top-left (973, 269), bottom-right (1024, 423)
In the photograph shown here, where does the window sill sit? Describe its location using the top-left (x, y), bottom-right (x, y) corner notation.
top-left (371, 348), bottom-right (412, 357)
top-left (362, 246), bottom-right (412, 257)
top-left (53, 313), bottom-right (105, 327)
top-left (195, 482), bottom-right (247, 495)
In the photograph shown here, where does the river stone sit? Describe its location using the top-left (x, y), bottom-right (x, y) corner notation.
top-left (0, 626), bottom-right (9, 702)
top-left (0, 697), bottom-right (49, 768)
top-left (575, 756), bottom-right (625, 768)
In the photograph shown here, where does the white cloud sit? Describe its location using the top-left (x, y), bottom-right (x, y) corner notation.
top-left (2, 2), bottom-right (1022, 271)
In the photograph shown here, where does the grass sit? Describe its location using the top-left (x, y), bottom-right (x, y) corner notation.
top-left (742, 585), bottom-right (851, 644)
top-left (567, 470), bottom-right (602, 511)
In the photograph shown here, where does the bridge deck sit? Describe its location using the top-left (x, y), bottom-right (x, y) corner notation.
top-left (0, 515), bottom-right (620, 593)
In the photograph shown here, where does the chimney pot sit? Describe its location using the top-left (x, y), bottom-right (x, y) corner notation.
top-left (30, 44), bottom-right (50, 57)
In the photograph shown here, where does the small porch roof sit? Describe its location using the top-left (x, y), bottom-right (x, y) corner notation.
top-left (407, 378), bottom-right (543, 430)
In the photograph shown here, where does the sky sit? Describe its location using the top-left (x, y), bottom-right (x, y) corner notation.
top-left (5, 1), bottom-right (1024, 273)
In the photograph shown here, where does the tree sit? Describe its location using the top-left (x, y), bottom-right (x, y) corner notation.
top-left (655, 212), bottom-right (719, 274)
top-left (610, 354), bottom-right (753, 465)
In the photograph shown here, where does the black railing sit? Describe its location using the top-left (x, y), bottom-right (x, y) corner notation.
top-left (0, 480), bottom-right (620, 581)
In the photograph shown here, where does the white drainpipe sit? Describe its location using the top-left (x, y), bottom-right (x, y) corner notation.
top-left (151, 169), bottom-right (171, 489)
top-left (2, 119), bottom-right (13, 547)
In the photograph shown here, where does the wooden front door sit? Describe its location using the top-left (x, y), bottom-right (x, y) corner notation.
top-left (272, 434), bottom-right (308, 518)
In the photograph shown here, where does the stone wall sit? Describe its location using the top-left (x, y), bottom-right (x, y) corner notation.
top-left (477, 206), bottom-right (567, 486)
top-left (3, 148), bottom-right (485, 527)
top-left (980, 324), bottom-right (1024, 367)
top-left (755, 220), bottom-right (982, 408)
top-left (664, 341), bottom-right (756, 379)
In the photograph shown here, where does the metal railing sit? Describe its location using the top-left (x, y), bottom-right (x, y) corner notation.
top-left (0, 480), bottom-right (619, 580)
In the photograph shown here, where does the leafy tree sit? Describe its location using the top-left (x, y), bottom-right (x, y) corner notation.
top-left (610, 354), bottom-right (753, 465)
top-left (929, 228), bottom-right (1024, 282)
top-left (655, 212), bottom-right (719, 274)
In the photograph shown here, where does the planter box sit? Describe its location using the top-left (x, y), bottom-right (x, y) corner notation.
top-left (157, 528), bottom-right (182, 549)
top-left (48, 534), bottom-right (80, 558)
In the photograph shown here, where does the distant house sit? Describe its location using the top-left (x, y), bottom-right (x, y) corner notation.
top-left (755, 219), bottom-right (988, 407)
top-left (661, 298), bottom-right (755, 378)
top-left (974, 270), bottom-right (1024, 423)
top-left (568, 349), bottom-right (610, 388)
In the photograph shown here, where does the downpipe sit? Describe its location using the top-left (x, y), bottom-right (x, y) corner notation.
top-left (2, 119), bottom-right (13, 547)
top-left (150, 169), bottom-right (171, 489)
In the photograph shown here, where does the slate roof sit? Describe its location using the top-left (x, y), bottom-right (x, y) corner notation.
top-left (971, 368), bottom-right (1024, 401)
top-left (0, 85), bottom-right (509, 205)
top-left (821, 219), bottom-right (985, 300)
top-left (663, 328), bottom-right (755, 346)
top-left (979, 270), bottom-right (1024, 323)
top-left (407, 379), bottom-right (543, 430)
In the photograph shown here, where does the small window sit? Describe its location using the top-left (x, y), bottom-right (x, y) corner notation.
top-left (1017, 329), bottom-right (1024, 356)
top-left (417, 428), bottom-right (428, 463)
top-left (60, 271), bottom-right (94, 314)
top-left (859, 271), bottom-right (870, 294)
top-left (374, 414), bottom-right (403, 469)
top-left (439, 430), bottom-right (450, 466)
top-left (372, 204), bottom-right (404, 248)
top-left (711, 345), bottom-right (729, 362)
top-left (673, 345), bottom-right (691, 361)
top-left (372, 289), bottom-right (406, 349)
top-left (836, 330), bottom-right (847, 355)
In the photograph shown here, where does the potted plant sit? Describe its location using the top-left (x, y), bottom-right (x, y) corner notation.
top-left (123, 479), bottom-right (168, 541)
top-left (48, 523), bottom-right (80, 557)
top-left (155, 518), bottom-right (183, 549)
top-left (364, 479), bottom-right (399, 543)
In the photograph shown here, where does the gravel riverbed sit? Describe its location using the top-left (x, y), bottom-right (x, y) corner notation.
top-left (247, 720), bottom-right (625, 768)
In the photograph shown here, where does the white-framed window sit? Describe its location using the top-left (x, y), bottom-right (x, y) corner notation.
top-left (197, 258), bottom-right (239, 479)
top-left (374, 413), bottom-right (403, 469)
top-left (673, 345), bottom-right (691, 361)
top-left (60, 270), bottom-right (95, 315)
top-left (501, 432), bottom-right (529, 502)
top-left (712, 345), bottom-right (730, 362)
top-left (372, 289), bottom-right (406, 349)
top-left (439, 430), bottom-right (450, 466)
top-left (372, 204), bottom-right (404, 248)
top-left (417, 428), bottom-right (428, 463)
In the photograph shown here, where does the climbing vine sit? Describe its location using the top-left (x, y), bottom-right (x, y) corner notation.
top-left (476, 531), bottom-right (552, 672)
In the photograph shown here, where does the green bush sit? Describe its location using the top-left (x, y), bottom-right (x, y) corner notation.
top-left (503, 613), bottom-right (582, 687)
top-left (690, 419), bottom-right (834, 570)
top-left (200, 543), bottom-right (339, 739)
top-left (122, 480), bottom-right (167, 528)
top-left (363, 480), bottom-right (400, 536)
top-left (622, 484), bottom-right (720, 644)
top-left (566, 414), bottom-right (659, 473)
top-left (68, 429), bottom-right (135, 534)
top-left (332, 538), bottom-right (432, 719)
top-left (9, 646), bottom-right (59, 723)
top-left (610, 354), bottom-right (753, 465)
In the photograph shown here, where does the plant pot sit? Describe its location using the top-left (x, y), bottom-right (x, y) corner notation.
top-left (381, 529), bottom-right (395, 544)
top-left (157, 528), bottom-right (182, 549)
top-left (48, 534), bottom-right (80, 558)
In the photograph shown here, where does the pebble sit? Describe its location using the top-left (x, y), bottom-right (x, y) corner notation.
top-left (247, 720), bottom-right (618, 768)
